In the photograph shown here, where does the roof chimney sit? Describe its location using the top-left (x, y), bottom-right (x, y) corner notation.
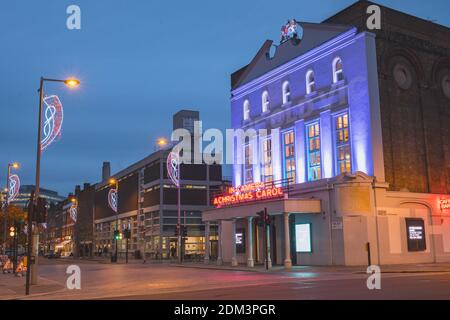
top-left (102, 162), bottom-right (111, 182)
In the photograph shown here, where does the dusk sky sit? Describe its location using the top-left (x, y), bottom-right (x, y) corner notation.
top-left (1, 0), bottom-right (449, 196)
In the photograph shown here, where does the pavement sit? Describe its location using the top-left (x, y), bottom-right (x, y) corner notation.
top-left (0, 273), bottom-right (64, 299)
top-left (172, 261), bottom-right (450, 274)
top-left (1, 258), bottom-right (450, 300)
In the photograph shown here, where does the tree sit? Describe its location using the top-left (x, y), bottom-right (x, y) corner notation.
top-left (0, 205), bottom-right (28, 248)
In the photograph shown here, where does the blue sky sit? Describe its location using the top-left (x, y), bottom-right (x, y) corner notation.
top-left (0, 0), bottom-right (449, 196)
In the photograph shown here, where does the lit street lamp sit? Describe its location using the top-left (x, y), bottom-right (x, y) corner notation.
top-left (26, 77), bottom-right (79, 295)
top-left (2, 162), bottom-right (20, 255)
top-left (155, 137), bottom-right (168, 151)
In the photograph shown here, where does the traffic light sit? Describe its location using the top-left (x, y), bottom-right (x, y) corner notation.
top-left (9, 226), bottom-right (15, 237)
top-left (256, 208), bottom-right (271, 225)
top-left (114, 230), bottom-right (121, 241)
top-left (182, 225), bottom-right (187, 237)
top-left (123, 229), bottom-right (131, 239)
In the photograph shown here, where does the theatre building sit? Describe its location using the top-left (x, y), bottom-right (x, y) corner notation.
top-left (202, 3), bottom-right (450, 267)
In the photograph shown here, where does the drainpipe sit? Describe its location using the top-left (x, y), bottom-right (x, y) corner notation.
top-left (430, 208), bottom-right (437, 264)
top-left (372, 178), bottom-right (381, 266)
top-left (327, 182), bottom-right (334, 266)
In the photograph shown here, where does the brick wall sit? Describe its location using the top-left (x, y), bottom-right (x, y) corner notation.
top-left (325, 0), bottom-right (450, 194)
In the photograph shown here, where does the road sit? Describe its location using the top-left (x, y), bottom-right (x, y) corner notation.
top-left (2, 259), bottom-right (450, 300)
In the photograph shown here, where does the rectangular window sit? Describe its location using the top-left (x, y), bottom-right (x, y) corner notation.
top-left (282, 130), bottom-right (296, 184)
top-left (261, 138), bottom-right (273, 183)
top-left (244, 142), bottom-right (253, 184)
top-left (335, 113), bottom-right (351, 174)
top-left (306, 122), bottom-right (321, 181)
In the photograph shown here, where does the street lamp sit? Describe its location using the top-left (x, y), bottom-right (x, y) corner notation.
top-left (69, 195), bottom-right (78, 258)
top-left (2, 162), bottom-right (20, 255)
top-left (108, 178), bottom-right (119, 262)
top-left (26, 76), bottom-right (80, 295)
top-left (156, 137), bottom-right (169, 150)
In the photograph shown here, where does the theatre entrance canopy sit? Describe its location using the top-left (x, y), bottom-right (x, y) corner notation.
top-left (201, 180), bottom-right (322, 269)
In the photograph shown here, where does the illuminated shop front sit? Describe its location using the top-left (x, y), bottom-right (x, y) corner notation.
top-left (202, 21), bottom-right (450, 267)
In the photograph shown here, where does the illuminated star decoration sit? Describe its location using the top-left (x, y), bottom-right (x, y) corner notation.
top-left (167, 151), bottom-right (180, 187)
top-left (108, 189), bottom-right (118, 213)
top-left (69, 205), bottom-right (77, 222)
top-left (41, 95), bottom-right (64, 152)
top-left (8, 174), bottom-right (20, 203)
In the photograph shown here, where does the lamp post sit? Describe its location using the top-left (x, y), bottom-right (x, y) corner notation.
top-left (70, 196), bottom-right (78, 258)
top-left (2, 162), bottom-right (19, 255)
top-left (109, 178), bottom-right (119, 263)
top-left (26, 77), bottom-right (79, 294)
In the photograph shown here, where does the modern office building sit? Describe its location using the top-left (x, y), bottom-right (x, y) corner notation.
top-left (10, 185), bottom-right (65, 209)
top-left (202, 2), bottom-right (450, 267)
top-left (93, 111), bottom-right (226, 260)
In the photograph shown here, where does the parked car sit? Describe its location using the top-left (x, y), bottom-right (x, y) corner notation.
top-left (45, 251), bottom-right (60, 259)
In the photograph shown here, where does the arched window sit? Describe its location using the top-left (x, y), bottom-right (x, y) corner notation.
top-left (306, 70), bottom-right (315, 94)
top-left (333, 57), bottom-right (343, 83)
top-left (243, 99), bottom-right (250, 121)
top-left (282, 81), bottom-right (290, 104)
top-left (262, 91), bottom-right (269, 113)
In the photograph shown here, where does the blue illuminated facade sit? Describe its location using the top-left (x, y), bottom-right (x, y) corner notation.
top-left (203, 13), bottom-right (450, 268)
top-left (230, 23), bottom-right (384, 187)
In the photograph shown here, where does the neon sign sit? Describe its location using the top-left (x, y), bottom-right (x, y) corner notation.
top-left (167, 151), bottom-right (180, 187)
top-left (8, 174), bottom-right (20, 203)
top-left (41, 95), bottom-right (64, 151)
top-left (108, 189), bottom-right (118, 213)
top-left (213, 182), bottom-right (284, 208)
top-left (440, 199), bottom-right (450, 210)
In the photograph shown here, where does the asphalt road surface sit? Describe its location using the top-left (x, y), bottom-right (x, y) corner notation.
top-left (4, 259), bottom-right (450, 300)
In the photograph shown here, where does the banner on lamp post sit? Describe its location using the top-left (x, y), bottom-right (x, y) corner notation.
top-left (167, 151), bottom-right (180, 187)
top-left (41, 95), bottom-right (64, 152)
top-left (8, 174), bottom-right (20, 203)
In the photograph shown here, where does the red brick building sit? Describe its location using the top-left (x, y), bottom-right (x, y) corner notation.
top-left (325, 0), bottom-right (450, 194)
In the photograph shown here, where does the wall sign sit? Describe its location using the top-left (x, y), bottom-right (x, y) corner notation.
top-left (295, 223), bottom-right (312, 253)
top-left (235, 228), bottom-right (246, 253)
top-left (213, 182), bottom-right (284, 208)
top-left (331, 220), bottom-right (343, 230)
top-left (405, 218), bottom-right (426, 252)
top-left (440, 199), bottom-right (450, 210)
